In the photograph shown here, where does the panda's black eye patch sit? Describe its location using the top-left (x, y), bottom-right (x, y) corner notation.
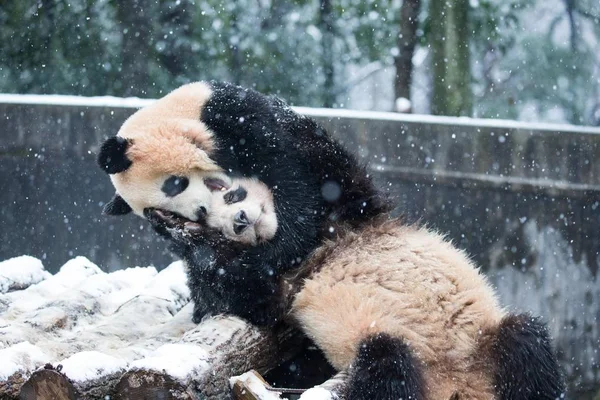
top-left (224, 186), bottom-right (247, 204)
top-left (162, 176), bottom-right (189, 197)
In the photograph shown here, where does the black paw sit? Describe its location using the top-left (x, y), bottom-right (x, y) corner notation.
top-left (346, 333), bottom-right (424, 400)
top-left (192, 301), bottom-right (212, 324)
top-left (488, 314), bottom-right (565, 400)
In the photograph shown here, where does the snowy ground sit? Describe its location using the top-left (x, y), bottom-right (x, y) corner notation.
top-left (0, 255), bottom-right (197, 381)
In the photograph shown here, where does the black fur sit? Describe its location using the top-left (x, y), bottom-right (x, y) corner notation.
top-left (97, 136), bottom-right (132, 174)
top-left (161, 176), bottom-right (189, 197)
top-left (152, 81), bottom-right (389, 326)
top-left (346, 333), bottom-right (425, 400)
top-left (224, 186), bottom-right (247, 204)
top-left (203, 81), bottom-right (392, 228)
top-left (265, 337), bottom-right (336, 390)
top-left (103, 193), bottom-right (132, 215)
top-left (487, 313), bottom-right (565, 400)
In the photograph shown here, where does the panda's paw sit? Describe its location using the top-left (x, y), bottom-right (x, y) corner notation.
top-left (192, 302), bottom-right (212, 324)
top-left (346, 333), bottom-right (424, 400)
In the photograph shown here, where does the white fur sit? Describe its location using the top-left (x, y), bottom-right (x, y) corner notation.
top-left (207, 178), bottom-right (277, 245)
top-left (111, 170), bottom-right (231, 221)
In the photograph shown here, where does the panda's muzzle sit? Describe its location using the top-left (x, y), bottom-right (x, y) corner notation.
top-left (233, 210), bottom-right (250, 234)
top-left (144, 208), bottom-right (204, 234)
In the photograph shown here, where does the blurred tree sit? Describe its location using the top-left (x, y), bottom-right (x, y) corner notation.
top-left (469, 0), bottom-right (599, 125)
top-left (156, 0), bottom-right (201, 86)
top-left (318, 0), bottom-right (335, 107)
top-left (394, 0), bottom-right (421, 109)
top-left (0, 0), bottom-right (598, 125)
top-left (114, 0), bottom-right (155, 97)
top-left (428, 0), bottom-right (472, 116)
top-left (0, 0), bottom-right (119, 95)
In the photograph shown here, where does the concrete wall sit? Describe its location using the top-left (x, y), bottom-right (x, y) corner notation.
top-left (1, 96), bottom-right (599, 397)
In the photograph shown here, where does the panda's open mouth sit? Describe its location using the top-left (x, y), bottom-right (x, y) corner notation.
top-left (144, 208), bottom-right (204, 234)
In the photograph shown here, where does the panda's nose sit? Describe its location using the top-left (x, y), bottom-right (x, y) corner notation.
top-left (233, 210), bottom-right (250, 234)
top-left (195, 206), bottom-right (208, 222)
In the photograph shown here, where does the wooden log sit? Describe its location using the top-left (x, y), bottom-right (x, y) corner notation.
top-left (0, 259), bottom-right (190, 398)
top-left (230, 370), bottom-right (282, 400)
top-left (229, 370), bottom-right (348, 400)
top-left (19, 369), bottom-right (77, 400)
top-left (113, 370), bottom-right (192, 400)
top-left (0, 372), bottom-right (26, 399)
top-left (298, 371), bottom-right (348, 399)
top-left (115, 317), bottom-right (304, 400)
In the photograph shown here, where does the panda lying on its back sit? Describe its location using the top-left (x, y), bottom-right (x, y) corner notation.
top-left (170, 176), bottom-right (565, 400)
top-left (207, 177), bottom-right (278, 246)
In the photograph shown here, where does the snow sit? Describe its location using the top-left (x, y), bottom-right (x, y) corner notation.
top-left (0, 256), bottom-right (50, 293)
top-left (0, 342), bottom-right (49, 380)
top-left (75, 266), bottom-right (158, 314)
top-left (59, 351), bottom-right (127, 382)
top-left (142, 261), bottom-right (191, 315)
top-left (395, 97), bottom-right (412, 113)
top-left (54, 256), bottom-right (103, 286)
top-left (0, 256), bottom-right (202, 384)
top-left (299, 387), bottom-right (335, 400)
top-left (0, 93), bottom-right (152, 108)
top-left (129, 343), bottom-right (210, 380)
top-left (229, 371), bottom-right (282, 400)
top-left (2, 256), bottom-right (103, 313)
top-left (295, 107), bottom-right (600, 135)
top-left (2, 93), bottom-right (598, 135)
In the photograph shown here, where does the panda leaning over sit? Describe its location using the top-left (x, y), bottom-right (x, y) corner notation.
top-left (97, 81), bottom-right (565, 400)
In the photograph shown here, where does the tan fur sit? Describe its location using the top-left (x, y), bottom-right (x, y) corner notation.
top-left (109, 82), bottom-right (230, 219)
top-left (290, 221), bottom-right (505, 399)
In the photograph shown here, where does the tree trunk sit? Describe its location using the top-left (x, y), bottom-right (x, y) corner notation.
top-left (229, 4), bottom-right (243, 84)
top-left (319, 0), bottom-right (336, 108)
top-left (157, 0), bottom-right (196, 78)
top-left (563, 0), bottom-right (578, 52)
top-left (429, 0), bottom-right (472, 116)
top-left (394, 0), bottom-right (421, 108)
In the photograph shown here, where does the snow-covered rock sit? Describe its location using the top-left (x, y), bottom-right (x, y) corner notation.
top-left (0, 256), bottom-right (50, 294)
top-left (0, 256), bottom-right (195, 389)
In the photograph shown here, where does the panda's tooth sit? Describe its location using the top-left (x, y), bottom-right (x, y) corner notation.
top-left (184, 221), bottom-right (203, 233)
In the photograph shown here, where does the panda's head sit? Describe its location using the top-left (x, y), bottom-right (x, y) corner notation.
top-left (206, 178), bottom-right (278, 245)
top-left (97, 82), bottom-right (231, 222)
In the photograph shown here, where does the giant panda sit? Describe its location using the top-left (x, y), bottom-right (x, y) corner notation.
top-left (97, 81), bottom-right (565, 399)
top-left (98, 80), bottom-right (389, 325)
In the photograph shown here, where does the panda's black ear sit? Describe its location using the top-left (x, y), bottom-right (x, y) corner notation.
top-left (97, 136), bottom-right (132, 174)
top-left (103, 193), bottom-right (132, 215)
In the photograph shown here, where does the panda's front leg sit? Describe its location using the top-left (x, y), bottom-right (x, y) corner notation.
top-left (213, 259), bottom-right (284, 327)
top-left (183, 239), bottom-right (284, 327)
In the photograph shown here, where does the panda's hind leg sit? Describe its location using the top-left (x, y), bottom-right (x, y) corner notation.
top-left (345, 332), bottom-right (425, 400)
top-left (482, 313), bottom-right (565, 400)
